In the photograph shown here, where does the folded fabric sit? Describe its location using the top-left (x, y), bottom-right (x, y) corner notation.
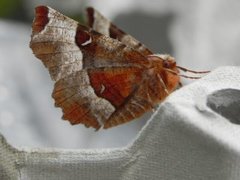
top-left (0, 66), bottom-right (240, 180)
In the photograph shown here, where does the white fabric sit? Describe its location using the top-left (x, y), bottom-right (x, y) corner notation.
top-left (1, 66), bottom-right (240, 180)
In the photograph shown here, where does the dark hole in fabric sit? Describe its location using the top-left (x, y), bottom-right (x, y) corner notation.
top-left (207, 89), bottom-right (240, 125)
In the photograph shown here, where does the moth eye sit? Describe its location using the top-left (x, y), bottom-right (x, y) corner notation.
top-left (163, 60), bottom-right (170, 68)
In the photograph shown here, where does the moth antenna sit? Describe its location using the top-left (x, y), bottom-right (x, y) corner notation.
top-left (178, 75), bottom-right (201, 79)
top-left (176, 66), bottom-right (210, 74)
top-left (164, 68), bottom-right (202, 79)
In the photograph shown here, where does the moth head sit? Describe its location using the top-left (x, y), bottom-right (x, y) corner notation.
top-left (147, 54), bottom-right (210, 92)
top-left (162, 56), bottom-right (177, 71)
top-left (147, 54), bottom-right (178, 71)
top-left (147, 54), bottom-right (180, 93)
top-left (147, 54), bottom-right (209, 80)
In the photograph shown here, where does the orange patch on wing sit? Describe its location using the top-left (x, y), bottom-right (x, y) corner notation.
top-left (53, 90), bottom-right (101, 129)
top-left (64, 104), bottom-right (100, 129)
top-left (88, 68), bottom-right (142, 107)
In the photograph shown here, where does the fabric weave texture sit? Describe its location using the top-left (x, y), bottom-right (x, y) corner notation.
top-left (0, 66), bottom-right (240, 180)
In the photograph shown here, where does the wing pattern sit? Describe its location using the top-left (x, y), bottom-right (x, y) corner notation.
top-left (86, 7), bottom-right (153, 56)
top-left (30, 6), bottom-right (179, 129)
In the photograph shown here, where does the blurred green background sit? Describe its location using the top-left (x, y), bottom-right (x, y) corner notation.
top-left (0, 0), bottom-right (28, 21)
top-left (0, 0), bottom-right (85, 23)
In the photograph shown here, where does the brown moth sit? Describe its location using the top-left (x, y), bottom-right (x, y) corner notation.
top-left (30, 6), bottom-right (209, 130)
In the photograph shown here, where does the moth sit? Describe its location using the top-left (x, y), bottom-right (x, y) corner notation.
top-left (30, 6), bottom-right (208, 130)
